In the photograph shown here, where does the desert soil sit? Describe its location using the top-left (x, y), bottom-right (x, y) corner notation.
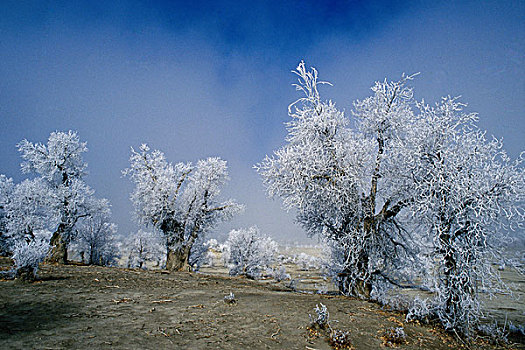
top-left (1, 262), bottom-right (524, 350)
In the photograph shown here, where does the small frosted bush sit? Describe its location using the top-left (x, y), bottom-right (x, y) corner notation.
top-left (477, 322), bottom-right (509, 344)
top-left (226, 226), bottom-right (277, 279)
top-left (508, 322), bottom-right (525, 336)
top-left (381, 327), bottom-right (407, 347)
top-left (287, 278), bottom-right (297, 291)
top-left (273, 265), bottom-right (291, 282)
top-left (329, 329), bottom-right (352, 349)
top-left (11, 238), bottom-right (49, 281)
top-left (295, 252), bottom-right (321, 270)
top-left (309, 303), bottom-right (330, 330)
top-left (224, 292), bottom-right (236, 304)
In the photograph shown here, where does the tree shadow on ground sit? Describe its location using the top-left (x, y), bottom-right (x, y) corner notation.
top-left (0, 299), bottom-right (79, 339)
top-left (39, 275), bottom-right (69, 281)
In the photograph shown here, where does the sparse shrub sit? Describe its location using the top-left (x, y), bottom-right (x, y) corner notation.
top-left (224, 292), bottom-right (236, 304)
top-left (295, 252), bottom-right (321, 271)
top-left (273, 265), bottom-right (291, 282)
top-left (307, 303), bottom-right (353, 349)
top-left (226, 226), bottom-right (277, 279)
top-left (381, 327), bottom-right (407, 347)
top-left (286, 279), bottom-right (297, 292)
top-left (287, 278), bottom-right (297, 291)
top-left (307, 303), bottom-right (329, 340)
top-left (477, 322), bottom-right (509, 345)
top-left (329, 329), bottom-right (353, 349)
top-left (11, 237), bottom-right (49, 281)
top-left (310, 303), bottom-right (330, 330)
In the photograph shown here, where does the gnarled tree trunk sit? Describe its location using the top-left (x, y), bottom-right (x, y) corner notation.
top-left (337, 273), bottom-right (372, 298)
top-left (166, 247), bottom-right (191, 272)
top-left (15, 266), bottom-right (37, 282)
top-left (337, 255), bottom-right (372, 299)
top-left (163, 218), bottom-right (202, 272)
top-left (45, 228), bottom-right (68, 264)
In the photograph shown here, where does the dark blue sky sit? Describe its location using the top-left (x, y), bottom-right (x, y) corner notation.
top-left (1, 0), bottom-right (523, 242)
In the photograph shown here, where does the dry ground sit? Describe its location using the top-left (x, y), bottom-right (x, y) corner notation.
top-left (1, 262), bottom-right (523, 349)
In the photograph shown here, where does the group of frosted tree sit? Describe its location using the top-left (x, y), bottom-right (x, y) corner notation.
top-left (257, 62), bottom-right (524, 337)
top-left (0, 131), bottom-right (119, 279)
top-left (0, 62), bottom-right (522, 338)
top-left (122, 145), bottom-right (277, 276)
top-left (0, 133), bottom-right (248, 277)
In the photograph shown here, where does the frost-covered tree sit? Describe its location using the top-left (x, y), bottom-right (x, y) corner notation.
top-left (72, 199), bottom-right (119, 266)
top-left (258, 61), bottom-right (524, 335)
top-left (0, 175), bottom-right (15, 255)
top-left (17, 131), bottom-right (111, 264)
top-left (187, 235), bottom-right (217, 270)
top-left (407, 97), bottom-right (525, 337)
top-left (257, 62), bottom-right (420, 297)
top-left (125, 229), bottom-right (165, 269)
top-left (3, 178), bottom-right (56, 247)
top-left (123, 144), bottom-right (243, 271)
top-left (0, 176), bottom-right (55, 279)
top-left (226, 226), bottom-right (278, 279)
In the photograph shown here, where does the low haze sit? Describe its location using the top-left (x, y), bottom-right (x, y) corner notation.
top-left (1, 0), bottom-right (523, 243)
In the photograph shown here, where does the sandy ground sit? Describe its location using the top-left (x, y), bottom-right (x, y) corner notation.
top-left (1, 262), bottom-right (523, 349)
top-left (203, 247), bottom-right (525, 328)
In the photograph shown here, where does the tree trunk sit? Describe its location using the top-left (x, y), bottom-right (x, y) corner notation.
top-left (46, 230), bottom-right (68, 264)
top-left (15, 266), bottom-right (37, 282)
top-left (442, 240), bottom-right (459, 318)
top-left (352, 279), bottom-right (372, 299)
top-left (337, 241), bottom-right (372, 298)
top-left (337, 272), bottom-right (372, 298)
top-left (0, 233), bottom-right (11, 257)
top-left (166, 248), bottom-right (191, 272)
top-left (89, 243), bottom-right (95, 265)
